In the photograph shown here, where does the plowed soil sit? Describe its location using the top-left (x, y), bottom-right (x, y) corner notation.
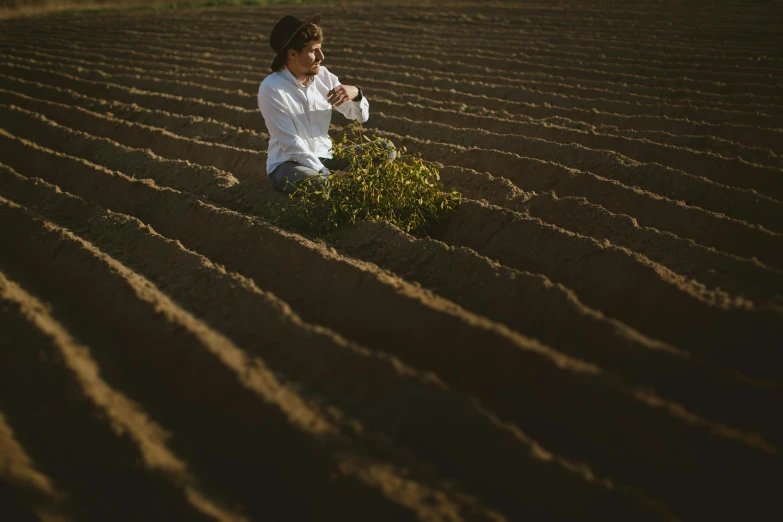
top-left (1, 1), bottom-right (781, 520)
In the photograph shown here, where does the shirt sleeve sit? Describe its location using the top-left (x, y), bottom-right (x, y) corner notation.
top-left (258, 83), bottom-right (330, 175)
top-left (325, 68), bottom-right (370, 123)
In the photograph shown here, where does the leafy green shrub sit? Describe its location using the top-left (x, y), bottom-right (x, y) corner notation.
top-left (280, 124), bottom-right (461, 235)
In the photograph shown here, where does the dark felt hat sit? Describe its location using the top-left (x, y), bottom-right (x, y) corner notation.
top-left (269, 13), bottom-right (322, 72)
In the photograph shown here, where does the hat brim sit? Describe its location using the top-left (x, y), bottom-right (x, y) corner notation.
top-left (271, 13), bottom-right (322, 72)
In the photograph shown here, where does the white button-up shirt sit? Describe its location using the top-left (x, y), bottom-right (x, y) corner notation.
top-left (258, 65), bottom-right (370, 176)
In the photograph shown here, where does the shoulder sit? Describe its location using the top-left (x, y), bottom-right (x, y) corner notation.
top-left (259, 72), bottom-right (284, 94)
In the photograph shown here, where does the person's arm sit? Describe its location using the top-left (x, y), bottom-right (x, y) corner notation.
top-left (324, 68), bottom-right (369, 123)
top-left (258, 84), bottom-right (330, 175)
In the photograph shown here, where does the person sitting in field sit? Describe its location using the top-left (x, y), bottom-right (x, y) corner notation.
top-left (258, 13), bottom-right (396, 195)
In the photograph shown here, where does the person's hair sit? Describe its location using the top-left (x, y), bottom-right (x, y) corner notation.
top-left (286, 23), bottom-right (323, 54)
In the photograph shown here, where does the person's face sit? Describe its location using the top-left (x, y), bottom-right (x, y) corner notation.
top-left (288, 40), bottom-right (324, 77)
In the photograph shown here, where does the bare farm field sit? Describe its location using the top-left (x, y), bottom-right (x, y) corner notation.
top-left (1, 1), bottom-right (782, 520)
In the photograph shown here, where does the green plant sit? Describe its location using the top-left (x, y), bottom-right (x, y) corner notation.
top-left (280, 124), bottom-right (461, 235)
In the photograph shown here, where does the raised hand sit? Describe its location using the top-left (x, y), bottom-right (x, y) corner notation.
top-left (327, 85), bottom-right (359, 107)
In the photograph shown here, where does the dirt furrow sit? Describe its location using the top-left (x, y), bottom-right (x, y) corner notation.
top-left (0, 128), bottom-right (613, 435)
top-left (8, 39), bottom-right (779, 171)
top-left (331, 31), bottom-right (783, 85)
top-left (0, 268), bottom-right (247, 522)
top-left (564, 121), bottom-right (780, 168)
top-left (5, 82), bottom-right (781, 318)
top-left (5, 101), bottom-right (782, 387)
top-left (336, 16), bottom-right (783, 57)
top-left (119, 15), bottom-right (783, 73)
top-left (173, 36), bottom-right (777, 97)
top-left (8, 65), bottom-right (767, 278)
top-left (0, 185), bottom-right (500, 522)
top-left (0, 409), bottom-right (69, 522)
top-left (529, 38), bottom-right (783, 68)
top-left (8, 44), bottom-right (780, 175)
top-left (331, 216), bottom-right (783, 441)
top-left (357, 86), bottom-right (780, 168)
top-left (216, 29), bottom-right (783, 97)
top-left (7, 49), bottom-right (782, 158)
top-left (6, 78), bottom-right (779, 394)
top-left (358, 67), bottom-right (783, 118)
top-left (80, 9), bottom-right (778, 47)
top-left (371, 89), bottom-right (781, 167)
top-left (11, 164), bottom-right (723, 520)
top-left (0, 53), bottom-right (257, 109)
top-left (356, 63), bottom-right (783, 129)
top-left (534, 38), bottom-right (783, 68)
top-left (521, 35), bottom-right (782, 63)
top-left (7, 98), bottom-right (782, 351)
top-left (409, 37), bottom-right (783, 76)
top-left (28, 9), bottom-right (782, 63)
top-left (32, 37), bottom-right (261, 73)
top-left (3, 133), bottom-right (780, 522)
top-left (29, 22), bottom-right (783, 95)
top-left (354, 76), bottom-right (783, 155)
top-left (7, 52), bottom-right (783, 206)
top-left (326, 10), bottom-right (783, 45)
top-left (62, 24), bottom-right (783, 89)
top-left (393, 132), bottom-right (783, 269)
top-left (0, 89), bottom-right (264, 184)
top-left (517, 28), bottom-right (783, 63)
top-left (23, 35), bottom-right (779, 118)
top-left (0, 74), bottom-right (267, 150)
top-left (12, 21), bottom-right (783, 101)
top-left (435, 163), bottom-right (783, 305)
top-left (0, 269), bottom-right (234, 522)
top-left (3, 42), bottom-right (262, 89)
top-left (4, 167), bottom-right (663, 521)
top-left (47, 5), bottom-right (780, 34)
top-left (14, 37), bottom-right (783, 133)
top-left (186, 15), bottom-right (783, 74)
top-left (366, 114), bottom-right (783, 232)
top-left (8, 38), bottom-right (781, 116)
top-left (2, 5), bottom-right (782, 520)
top-left (7, 56), bottom-right (781, 234)
top-left (371, 96), bottom-right (783, 199)
top-left (430, 198), bottom-right (783, 373)
top-left (0, 61), bottom-right (260, 129)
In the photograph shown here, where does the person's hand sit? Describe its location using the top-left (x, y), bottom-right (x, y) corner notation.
top-left (327, 85), bottom-right (359, 107)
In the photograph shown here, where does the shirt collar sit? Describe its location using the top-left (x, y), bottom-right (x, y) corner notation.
top-left (281, 66), bottom-right (310, 89)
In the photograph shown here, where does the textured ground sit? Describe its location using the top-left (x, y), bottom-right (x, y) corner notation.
top-left (0, 1), bottom-right (781, 520)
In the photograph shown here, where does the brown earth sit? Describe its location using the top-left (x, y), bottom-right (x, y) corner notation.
top-left (0, 1), bottom-right (781, 520)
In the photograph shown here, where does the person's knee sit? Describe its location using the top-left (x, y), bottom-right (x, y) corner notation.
top-left (270, 162), bottom-right (322, 195)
